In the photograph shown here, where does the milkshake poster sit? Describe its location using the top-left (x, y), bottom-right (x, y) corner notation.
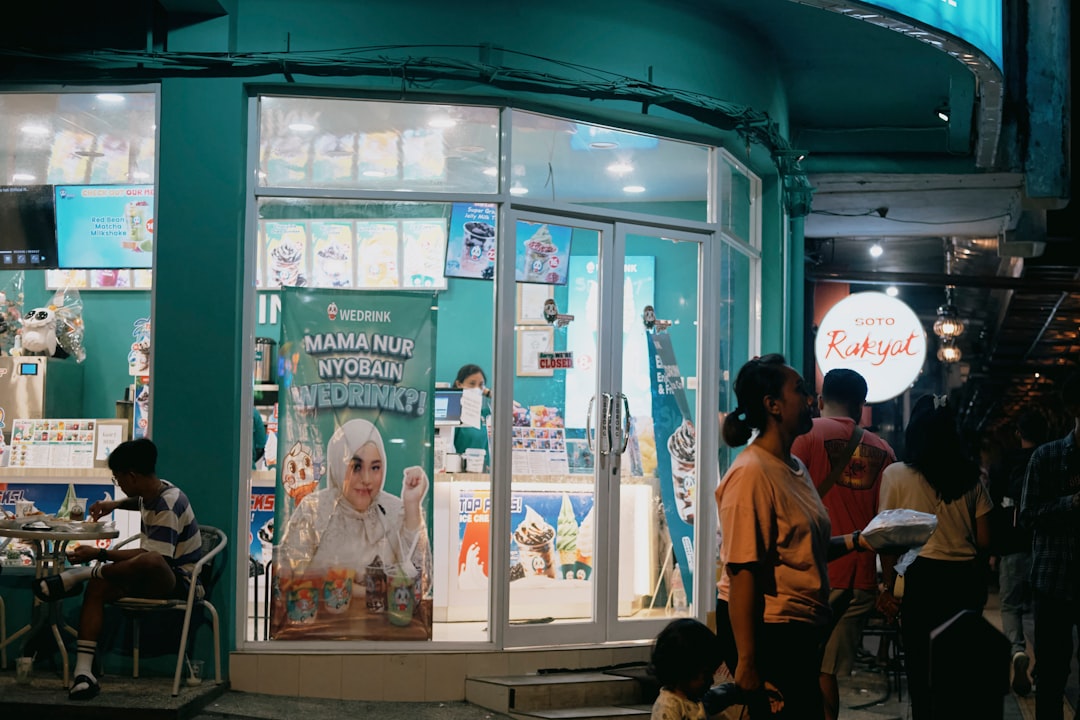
top-left (444, 202), bottom-right (496, 280)
top-left (515, 220), bottom-right (572, 285)
top-left (271, 288), bottom-right (436, 641)
top-left (456, 488), bottom-right (595, 588)
top-left (54, 185), bottom-right (154, 269)
top-left (264, 221), bottom-right (308, 289)
top-left (648, 331), bottom-right (696, 598)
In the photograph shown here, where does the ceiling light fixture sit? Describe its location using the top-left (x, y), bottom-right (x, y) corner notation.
top-left (589, 141), bottom-right (619, 150)
top-left (288, 122), bottom-right (315, 132)
top-left (937, 339), bottom-right (962, 364)
top-left (11, 173), bottom-right (35, 183)
top-left (132, 171), bottom-right (151, 180)
top-left (20, 124), bottom-right (49, 136)
top-left (885, 286), bottom-right (899, 297)
top-left (607, 162), bottom-right (634, 175)
top-left (509, 185), bottom-right (529, 196)
top-left (933, 242), bottom-right (966, 340)
top-left (362, 170), bottom-right (387, 178)
top-left (869, 243), bottom-right (884, 258)
top-left (936, 105), bottom-right (950, 123)
top-left (483, 167), bottom-right (498, 177)
top-left (96, 93), bottom-right (125, 103)
top-left (622, 185), bottom-right (646, 194)
top-left (1035, 372), bottom-right (1041, 379)
top-left (428, 117), bottom-right (457, 129)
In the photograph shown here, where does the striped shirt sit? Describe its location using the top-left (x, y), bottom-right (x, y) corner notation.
top-left (1019, 431), bottom-right (1080, 601)
top-left (141, 480), bottom-right (203, 588)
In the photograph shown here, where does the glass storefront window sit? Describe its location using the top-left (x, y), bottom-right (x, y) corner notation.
top-left (510, 111), bottom-right (710, 222)
top-left (258, 97), bottom-right (500, 194)
top-left (247, 197), bottom-right (494, 643)
top-left (0, 89), bottom-right (157, 564)
top-left (718, 152), bottom-right (760, 248)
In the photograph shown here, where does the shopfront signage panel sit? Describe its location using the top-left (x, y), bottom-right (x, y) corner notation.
top-left (862, 0), bottom-right (1003, 70)
top-left (814, 292), bottom-right (927, 403)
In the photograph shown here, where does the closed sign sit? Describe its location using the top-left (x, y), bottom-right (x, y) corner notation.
top-left (815, 292), bottom-right (927, 403)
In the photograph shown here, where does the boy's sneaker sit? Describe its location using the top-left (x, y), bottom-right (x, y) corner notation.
top-left (1011, 651), bottom-right (1032, 696)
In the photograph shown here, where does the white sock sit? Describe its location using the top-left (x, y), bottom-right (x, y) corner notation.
top-left (74, 639), bottom-right (97, 682)
top-left (38, 564), bottom-right (99, 597)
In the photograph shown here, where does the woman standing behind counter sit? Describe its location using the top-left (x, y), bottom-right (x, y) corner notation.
top-left (453, 364), bottom-right (491, 469)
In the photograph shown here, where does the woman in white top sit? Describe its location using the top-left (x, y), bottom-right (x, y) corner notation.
top-left (716, 354), bottom-right (870, 719)
top-left (878, 394), bottom-right (992, 720)
top-left (277, 418), bottom-right (431, 610)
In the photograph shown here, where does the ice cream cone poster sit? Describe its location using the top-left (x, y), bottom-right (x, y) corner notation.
top-left (264, 221), bottom-right (308, 289)
top-left (515, 221), bottom-right (572, 286)
top-left (648, 331), bottom-right (695, 598)
top-left (271, 288), bottom-right (436, 641)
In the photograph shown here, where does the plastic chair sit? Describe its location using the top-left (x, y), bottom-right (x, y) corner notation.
top-left (110, 525), bottom-right (227, 696)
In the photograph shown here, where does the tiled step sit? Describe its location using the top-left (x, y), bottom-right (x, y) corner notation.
top-left (466, 672), bottom-right (642, 713)
top-left (510, 704), bottom-right (652, 720)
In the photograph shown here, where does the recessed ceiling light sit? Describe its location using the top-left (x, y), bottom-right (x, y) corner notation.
top-left (607, 162), bottom-right (634, 175)
top-left (132, 171), bottom-right (151, 180)
top-left (589, 141), bottom-right (619, 150)
top-left (96, 93), bottom-right (125, 103)
top-left (362, 170), bottom-right (387, 178)
top-left (288, 122), bottom-right (315, 132)
top-left (483, 167), bottom-right (498, 177)
top-left (869, 243), bottom-right (884, 258)
top-left (1035, 372), bottom-right (1041, 378)
top-left (886, 286), bottom-right (899, 297)
top-left (20, 124), bottom-right (49, 136)
top-left (11, 173), bottom-right (35, 182)
top-left (428, 117), bottom-right (457, 129)
top-left (623, 185), bottom-right (646, 194)
top-left (456, 145), bottom-right (484, 153)
top-left (509, 186), bottom-right (529, 196)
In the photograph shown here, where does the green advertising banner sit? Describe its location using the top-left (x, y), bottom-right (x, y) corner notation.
top-left (270, 288), bottom-right (436, 641)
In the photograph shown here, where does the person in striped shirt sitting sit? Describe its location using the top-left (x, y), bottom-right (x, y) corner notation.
top-left (34, 438), bottom-right (204, 701)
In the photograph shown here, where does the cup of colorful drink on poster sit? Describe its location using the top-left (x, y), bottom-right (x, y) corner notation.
top-left (445, 202), bottom-right (497, 280)
top-left (516, 221), bottom-right (572, 285)
top-left (322, 565), bottom-right (355, 614)
top-left (386, 563), bottom-right (418, 627)
top-left (514, 505), bottom-right (557, 579)
top-left (284, 574), bottom-right (320, 624)
top-left (365, 557), bottom-right (388, 613)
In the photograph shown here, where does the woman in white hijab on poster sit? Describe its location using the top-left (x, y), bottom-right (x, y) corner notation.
top-left (277, 418), bottom-right (431, 593)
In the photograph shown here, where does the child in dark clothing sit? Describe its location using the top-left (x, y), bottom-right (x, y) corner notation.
top-left (649, 619), bottom-right (744, 720)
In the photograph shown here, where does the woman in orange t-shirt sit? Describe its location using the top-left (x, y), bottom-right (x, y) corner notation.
top-left (715, 354), bottom-right (870, 719)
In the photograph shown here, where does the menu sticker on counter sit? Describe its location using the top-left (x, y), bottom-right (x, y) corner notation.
top-left (511, 427), bottom-right (569, 475)
top-left (9, 418), bottom-right (96, 468)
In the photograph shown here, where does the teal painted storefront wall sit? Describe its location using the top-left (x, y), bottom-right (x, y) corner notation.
top-left (139, 0), bottom-right (796, 663)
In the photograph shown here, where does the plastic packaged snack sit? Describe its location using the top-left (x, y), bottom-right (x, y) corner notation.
top-left (861, 508), bottom-right (938, 551)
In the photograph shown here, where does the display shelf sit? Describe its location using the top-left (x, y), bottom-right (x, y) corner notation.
top-left (0, 467), bottom-right (113, 479)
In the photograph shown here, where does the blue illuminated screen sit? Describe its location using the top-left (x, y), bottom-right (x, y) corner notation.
top-left (19, 363), bottom-right (39, 376)
top-left (863, 0), bottom-right (1003, 70)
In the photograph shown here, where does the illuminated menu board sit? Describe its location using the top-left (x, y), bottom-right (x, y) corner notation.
top-left (863, 1), bottom-right (1002, 70)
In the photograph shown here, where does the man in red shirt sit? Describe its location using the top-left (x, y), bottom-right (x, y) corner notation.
top-left (792, 369), bottom-right (896, 720)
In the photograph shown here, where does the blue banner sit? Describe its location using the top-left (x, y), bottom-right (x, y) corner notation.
top-left (648, 331), bottom-right (695, 598)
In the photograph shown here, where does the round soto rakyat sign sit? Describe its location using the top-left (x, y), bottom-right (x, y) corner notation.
top-left (814, 291), bottom-right (927, 403)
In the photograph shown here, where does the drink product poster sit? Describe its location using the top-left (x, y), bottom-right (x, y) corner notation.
top-left (54, 185), bottom-right (154, 269)
top-left (648, 331), bottom-right (695, 598)
top-left (0, 483), bottom-right (116, 566)
top-left (457, 489), bottom-right (595, 589)
top-left (310, 221), bottom-right (354, 289)
top-left (444, 203), bottom-right (497, 280)
top-left (250, 488), bottom-right (275, 565)
top-left (355, 222), bottom-right (400, 288)
top-left (271, 288), bottom-right (436, 641)
top-left (265, 222), bottom-right (308, 289)
top-left (401, 220), bottom-right (449, 289)
top-left (515, 221), bottom-right (572, 286)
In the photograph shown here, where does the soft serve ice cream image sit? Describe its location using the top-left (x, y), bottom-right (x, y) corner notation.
top-left (667, 420), bottom-right (697, 523)
top-left (513, 505), bottom-right (557, 579)
top-left (556, 494), bottom-right (579, 579)
top-left (522, 224), bottom-right (558, 283)
top-left (575, 505), bottom-right (594, 578)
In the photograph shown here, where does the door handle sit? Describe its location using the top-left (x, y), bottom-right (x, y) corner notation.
top-left (599, 392), bottom-right (614, 457)
top-left (617, 393), bottom-right (632, 454)
top-left (585, 395), bottom-right (596, 454)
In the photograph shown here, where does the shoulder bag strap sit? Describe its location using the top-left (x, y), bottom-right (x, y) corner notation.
top-left (817, 426), bottom-right (864, 499)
